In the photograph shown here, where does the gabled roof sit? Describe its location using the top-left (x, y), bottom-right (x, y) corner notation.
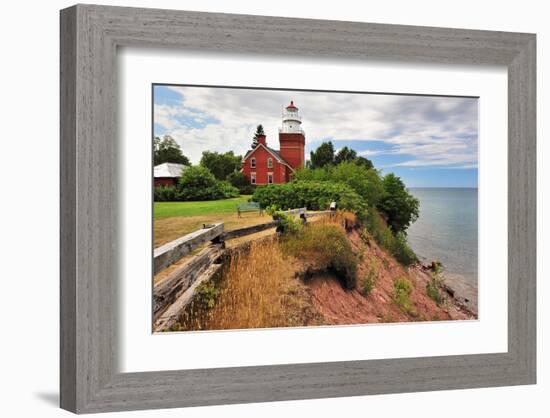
top-left (154, 162), bottom-right (186, 178)
top-left (242, 143), bottom-right (295, 171)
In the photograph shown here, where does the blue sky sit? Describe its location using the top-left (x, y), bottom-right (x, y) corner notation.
top-left (154, 85), bottom-right (478, 188)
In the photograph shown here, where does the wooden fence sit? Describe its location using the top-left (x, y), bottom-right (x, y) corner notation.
top-left (152, 208), bottom-right (331, 331)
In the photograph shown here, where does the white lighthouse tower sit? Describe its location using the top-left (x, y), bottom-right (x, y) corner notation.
top-left (278, 100), bottom-right (306, 170)
top-left (280, 101), bottom-right (304, 134)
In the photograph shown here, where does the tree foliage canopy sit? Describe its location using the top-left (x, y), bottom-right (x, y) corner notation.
top-left (176, 165), bottom-right (239, 201)
top-left (334, 146), bottom-right (357, 165)
top-left (353, 156), bottom-right (374, 170)
top-left (200, 151), bottom-right (242, 180)
top-left (377, 173), bottom-right (420, 233)
top-left (294, 162), bottom-right (384, 207)
top-left (227, 171), bottom-right (255, 195)
top-left (309, 141), bottom-right (335, 169)
top-left (308, 142), bottom-right (373, 170)
top-left (153, 135), bottom-right (190, 166)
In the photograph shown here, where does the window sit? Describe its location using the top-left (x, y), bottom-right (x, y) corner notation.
top-left (267, 158), bottom-right (273, 168)
top-left (268, 173), bottom-right (273, 184)
top-left (251, 157), bottom-right (256, 168)
top-left (251, 172), bottom-right (256, 185)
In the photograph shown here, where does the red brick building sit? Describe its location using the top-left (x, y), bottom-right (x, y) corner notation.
top-left (242, 101), bottom-right (305, 185)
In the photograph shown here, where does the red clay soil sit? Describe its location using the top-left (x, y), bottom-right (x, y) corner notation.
top-left (306, 229), bottom-right (474, 325)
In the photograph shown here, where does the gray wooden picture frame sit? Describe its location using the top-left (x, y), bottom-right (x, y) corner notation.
top-left (60, 4), bottom-right (536, 414)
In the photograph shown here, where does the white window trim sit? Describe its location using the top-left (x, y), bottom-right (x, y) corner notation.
top-left (251, 157), bottom-right (256, 168)
top-left (267, 157), bottom-right (273, 168)
top-left (251, 172), bottom-right (256, 184)
top-left (267, 172), bottom-right (273, 184)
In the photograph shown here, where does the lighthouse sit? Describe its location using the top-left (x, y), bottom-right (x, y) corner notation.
top-left (279, 101), bottom-right (306, 170)
top-left (241, 100), bottom-right (306, 185)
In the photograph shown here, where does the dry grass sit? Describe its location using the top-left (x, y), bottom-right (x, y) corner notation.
top-left (280, 218), bottom-right (358, 289)
top-left (331, 210), bottom-right (358, 230)
top-left (154, 212), bottom-right (268, 247)
top-left (178, 237), bottom-right (323, 331)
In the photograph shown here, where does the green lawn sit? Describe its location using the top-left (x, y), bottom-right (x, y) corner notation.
top-left (154, 196), bottom-right (252, 220)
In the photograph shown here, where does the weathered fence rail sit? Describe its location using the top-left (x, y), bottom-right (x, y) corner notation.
top-left (153, 222), bottom-right (224, 275)
top-left (154, 262), bottom-right (223, 331)
top-left (221, 220), bottom-right (279, 241)
top-left (153, 243), bottom-right (225, 319)
top-left (152, 208), bottom-right (332, 332)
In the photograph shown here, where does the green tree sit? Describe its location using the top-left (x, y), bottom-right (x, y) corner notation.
top-left (178, 165), bottom-right (238, 201)
top-left (153, 135), bottom-right (191, 166)
top-left (227, 171), bottom-right (255, 194)
top-left (330, 162), bottom-right (385, 207)
top-left (295, 162), bottom-right (384, 207)
top-left (309, 141), bottom-right (335, 168)
top-left (251, 124), bottom-right (265, 148)
top-left (334, 146), bottom-right (357, 165)
top-left (354, 156), bottom-right (374, 170)
top-left (377, 173), bottom-right (420, 233)
top-left (200, 151), bottom-right (242, 180)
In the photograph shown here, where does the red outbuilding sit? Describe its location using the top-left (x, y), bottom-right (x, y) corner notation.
top-left (153, 162), bottom-right (186, 187)
top-left (242, 101), bottom-right (305, 185)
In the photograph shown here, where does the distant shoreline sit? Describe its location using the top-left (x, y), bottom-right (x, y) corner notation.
top-left (415, 253), bottom-right (478, 316)
top-left (408, 186), bottom-right (478, 189)
top-left (406, 187), bottom-right (478, 315)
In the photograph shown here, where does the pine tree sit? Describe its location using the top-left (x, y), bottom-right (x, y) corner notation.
top-left (251, 124), bottom-right (265, 148)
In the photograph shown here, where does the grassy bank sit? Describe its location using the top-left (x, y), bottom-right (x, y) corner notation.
top-left (154, 195), bottom-right (251, 219)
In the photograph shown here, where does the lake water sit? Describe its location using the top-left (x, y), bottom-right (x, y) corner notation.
top-left (407, 188), bottom-right (478, 287)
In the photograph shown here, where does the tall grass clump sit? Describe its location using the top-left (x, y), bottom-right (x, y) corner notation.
top-left (426, 264), bottom-right (445, 306)
top-left (365, 208), bottom-right (417, 266)
top-left (180, 238), bottom-right (306, 331)
top-left (281, 221), bottom-right (358, 289)
top-left (266, 206), bottom-right (303, 234)
top-left (393, 277), bottom-right (415, 315)
top-left (362, 267), bottom-right (377, 296)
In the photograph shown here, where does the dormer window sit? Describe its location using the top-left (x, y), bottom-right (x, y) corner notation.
top-left (267, 158), bottom-right (273, 168)
top-left (251, 157), bottom-right (256, 168)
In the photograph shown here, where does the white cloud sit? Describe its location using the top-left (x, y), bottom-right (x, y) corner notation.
top-left (154, 86), bottom-right (478, 167)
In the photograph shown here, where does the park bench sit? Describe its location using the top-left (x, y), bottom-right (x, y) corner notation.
top-left (237, 201), bottom-right (263, 218)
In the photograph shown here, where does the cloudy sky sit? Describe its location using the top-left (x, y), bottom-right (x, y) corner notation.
top-left (153, 85), bottom-right (478, 187)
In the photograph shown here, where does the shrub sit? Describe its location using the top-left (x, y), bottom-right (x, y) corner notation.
top-left (294, 162), bottom-right (384, 207)
top-left (426, 269), bottom-right (445, 306)
top-left (426, 277), bottom-right (444, 306)
top-left (267, 208), bottom-right (303, 235)
top-left (393, 277), bottom-right (414, 313)
top-left (177, 165), bottom-right (239, 201)
top-left (281, 222), bottom-right (358, 289)
top-left (218, 180), bottom-right (240, 198)
top-left (194, 281), bottom-right (220, 310)
top-left (365, 208), bottom-right (417, 266)
top-left (390, 232), bottom-right (418, 266)
top-left (362, 268), bottom-right (376, 296)
top-left (252, 181), bottom-right (366, 216)
top-left (154, 185), bottom-right (178, 202)
top-left (226, 171), bottom-right (255, 195)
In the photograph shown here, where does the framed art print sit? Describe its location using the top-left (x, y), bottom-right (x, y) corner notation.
top-left (60, 4), bottom-right (536, 413)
